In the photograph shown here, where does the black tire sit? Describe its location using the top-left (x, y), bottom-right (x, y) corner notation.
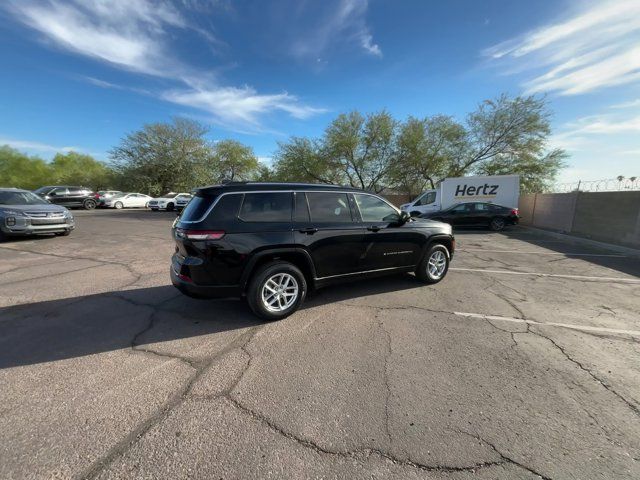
top-left (166, 203), bottom-right (175, 212)
top-left (83, 199), bottom-right (97, 210)
top-left (114, 201), bottom-right (124, 209)
top-left (247, 261), bottom-right (307, 321)
top-left (56, 230), bottom-right (71, 236)
top-left (489, 217), bottom-right (506, 231)
top-left (415, 244), bottom-right (450, 284)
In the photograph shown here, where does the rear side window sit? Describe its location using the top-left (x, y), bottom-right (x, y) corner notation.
top-left (306, 192), bottom-right (353, 223)
top-left (239, 192), bottom-right (292, 222)
top-left (180, 194), bottom-right (217, 221)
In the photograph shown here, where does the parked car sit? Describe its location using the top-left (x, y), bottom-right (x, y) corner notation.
top-left (96, 190), bottom-right (122, 206)
top-left (400, 174), bottom-right (520, 217)
top-left (420, 202), bottom-right (519, 231)
top-left (102, 193), bottom-right (153, 209)
top-left (34, 185), bottom-right (98, 210)
top-left (0, 188), bottom-right (74, 241)
top-left (149, 192), bottom-right (192, 211)
top-left (175, 193), bottom-right (193, 211)
top-left (171, 182), bottom-right (454, 320)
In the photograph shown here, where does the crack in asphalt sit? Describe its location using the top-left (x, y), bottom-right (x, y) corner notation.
top-left (457, 430), bottom-right (552, 479)
top-left (224, 396), bottom-right (509, 474)
top-left (79, 297), bottom-right (262, 480)
top-left (526, 326), bottom-right (640, 418)
top-left (377, 312), bottom-right (394, 449)
top-left (0, 245), bottom-right (145, 288)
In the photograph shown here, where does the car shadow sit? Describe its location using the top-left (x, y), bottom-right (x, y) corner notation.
top-left (0, 274), bottom-right (424, 369)
top-left (454, 227), bottom-right (640, 278)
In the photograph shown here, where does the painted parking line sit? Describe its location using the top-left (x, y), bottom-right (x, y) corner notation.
top-left (449, 267), bottom-right (640, 283)
top-left (457, 249), bottom-right (626, 258)
top-left (454, 312), bottom-right (640, 337)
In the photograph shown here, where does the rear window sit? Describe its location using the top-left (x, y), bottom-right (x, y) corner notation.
top-left (239, 192), bottom-right (292, 222)
top-left (306, 192), bottom-right (353, 223)
top-left (180, 194), bottom-right (217, 221)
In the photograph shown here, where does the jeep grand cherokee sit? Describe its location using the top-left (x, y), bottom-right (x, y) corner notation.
top-left (171, 182), bottom-right (454, 320)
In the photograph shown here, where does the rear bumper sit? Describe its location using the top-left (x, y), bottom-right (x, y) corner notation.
top-left (170, 267), bottom-right (240, 299)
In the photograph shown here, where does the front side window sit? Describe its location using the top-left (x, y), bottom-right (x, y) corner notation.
top-left (416, 191), bottom-right (436, 206)
top-left (474, 203), bottom-right (490, 212)
top-left (239, 192), bottom-right (292, 222)
top-left (306, 192), bottom-right (353, 223)
top-left (354, 194), bottom-right (399, 222)
top-left (52, 188), bottom-right (69, 196)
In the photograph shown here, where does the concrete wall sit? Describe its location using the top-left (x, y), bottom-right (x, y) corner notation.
top-left (519, 191), bottom-right (640, 249)
top-left (572, 191), bottom-right (640, 248)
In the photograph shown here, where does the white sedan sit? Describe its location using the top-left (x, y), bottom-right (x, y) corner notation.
top-left (148, 192), bottom-right (192, 211)
top-left (103, 193), bottom-right (153, 209)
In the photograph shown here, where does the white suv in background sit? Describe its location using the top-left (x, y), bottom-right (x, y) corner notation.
top-left (148, 192), bottom-right (192, 211)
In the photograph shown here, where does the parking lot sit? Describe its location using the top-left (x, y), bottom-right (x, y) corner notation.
top-left (1, 209), bottom-right (639, 480)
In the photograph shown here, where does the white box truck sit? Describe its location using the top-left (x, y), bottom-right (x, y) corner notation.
top-left (400, 174), bottom-right (520, 216)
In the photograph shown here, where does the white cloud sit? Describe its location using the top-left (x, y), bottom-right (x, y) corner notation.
top-left (0, 137), bottom-right (81, 154)
top-left (566, 115), bottom-right (640, 135)
top-left (6, 0), bottom-right (324, 131)
top-left (291, 0), bottom-right (382, 59)
top-left (610, 99), bottom-right (640, 109)
top-left (483, 1), bottom-right (640, 95)
top-left (163, 85), bottom-right (326, 128)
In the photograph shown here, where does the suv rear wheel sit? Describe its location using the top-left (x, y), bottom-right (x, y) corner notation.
top-left (247, 261), bottom-right (307, 320)
top-left (83, 199), bottom-right (96, 210)
top-left (415, 244), bottom-right (449, 284)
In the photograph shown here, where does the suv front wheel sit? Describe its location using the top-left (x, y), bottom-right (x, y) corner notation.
top-left (415, 244), bottom-right (450, 284)
top-left (247, 261), bottom-right (307, 320)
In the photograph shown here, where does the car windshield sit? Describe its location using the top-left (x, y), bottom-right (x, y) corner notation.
top-left (0, 191), bottom-right (49, 205)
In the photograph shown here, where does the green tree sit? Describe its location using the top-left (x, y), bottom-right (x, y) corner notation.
top-left (50, 151), bottom-right (115, 189)
top-left (324, 111), bottom-right (397, 193)
top-left (447, 94), bottom-right (566, 187)
top-left (110, 118), bottom-right (211, 196)
top-left (388, 116), bottom-right (466, 196)
top-left (0, 146), bottom-right (51, 190)
top-left (271, 137), bottom-right (340, 184)
top-left (272, 111), bottom-right (398, 193)
top-left (201, 140), bottom-right (260, 183)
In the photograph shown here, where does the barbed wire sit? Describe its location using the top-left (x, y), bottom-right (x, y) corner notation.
top-left (550, 177), bottom-right (640, 193)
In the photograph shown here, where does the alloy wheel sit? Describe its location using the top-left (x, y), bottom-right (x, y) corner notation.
top-left (427, 250), bottom-right (447, 279)
top-left (261, 273), bottom-right (299, 312)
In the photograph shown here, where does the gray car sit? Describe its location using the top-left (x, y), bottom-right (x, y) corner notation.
top-left (0, 188), bottom-right (75, 241)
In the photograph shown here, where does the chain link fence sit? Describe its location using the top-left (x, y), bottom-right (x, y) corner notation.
top-left (550, 177), bottom-right (640, 193)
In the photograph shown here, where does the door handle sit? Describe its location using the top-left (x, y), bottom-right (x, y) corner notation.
top-left (367, 226), bottom-right (380, 232)
top-left (299, 227), bottom-right (318, 235)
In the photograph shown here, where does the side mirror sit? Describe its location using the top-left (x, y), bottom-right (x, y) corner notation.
top-left (390, 210), bottom-right (411, 225)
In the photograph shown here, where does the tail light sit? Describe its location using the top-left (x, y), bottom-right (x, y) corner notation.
top-left (176, 229), bottom-right (225, 241)
top-left (94, 193), bottom-right (100, 198)
top-left (511, 209), bottom-right (519, 216)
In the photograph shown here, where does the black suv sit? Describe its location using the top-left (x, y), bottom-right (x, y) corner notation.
top-left (34, 186), bottom-right (98, 209)
top-left (171, 182), bottom-right (455, 320)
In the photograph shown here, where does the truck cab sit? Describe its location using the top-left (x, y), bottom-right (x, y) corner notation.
top-left (400, 190), bottom-right (440, 216)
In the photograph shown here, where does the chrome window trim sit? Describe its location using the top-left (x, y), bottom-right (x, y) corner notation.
top-left (180, 189), bottom-right (384, 224)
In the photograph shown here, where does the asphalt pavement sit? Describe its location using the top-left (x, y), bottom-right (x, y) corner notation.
top-left (1, 209), bottom-right (639, 479)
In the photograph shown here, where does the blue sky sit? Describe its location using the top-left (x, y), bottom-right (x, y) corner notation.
top-left (0, 0), bottom-right (639, 185)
